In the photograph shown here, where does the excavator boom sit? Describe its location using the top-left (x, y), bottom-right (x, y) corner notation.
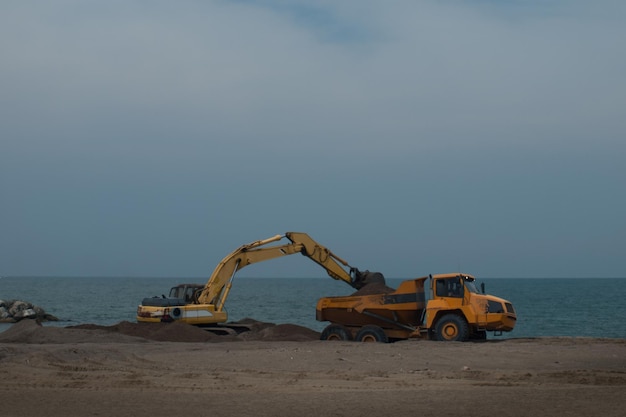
top-left (137, 232), bottom-right (379, 326)
top-left (197, 232), bottom-right (365, 311)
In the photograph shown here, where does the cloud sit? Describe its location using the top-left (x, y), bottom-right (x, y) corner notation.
top-left (3, 1), bottom-right (625, 154)
top-left (1, 1), bottom-right (625, 277)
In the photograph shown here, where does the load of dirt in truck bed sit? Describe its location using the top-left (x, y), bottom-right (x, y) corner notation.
top-left (351, 282), bottom-right (395, 296)
top-left (0, 318), bottom-right (321, 344)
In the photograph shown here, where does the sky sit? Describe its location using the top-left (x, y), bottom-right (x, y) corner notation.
top-left (1, 0), bottom-right (625, 279)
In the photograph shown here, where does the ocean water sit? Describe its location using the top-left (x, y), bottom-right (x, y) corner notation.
top-left (1, 276), bottom-right (625, 339)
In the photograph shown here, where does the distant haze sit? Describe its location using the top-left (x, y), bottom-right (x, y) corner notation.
top-left (1, 1), bottom-right (624, 278)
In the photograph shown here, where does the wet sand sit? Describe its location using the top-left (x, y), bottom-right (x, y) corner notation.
top-left (1, 320), bottom-right (625, 417)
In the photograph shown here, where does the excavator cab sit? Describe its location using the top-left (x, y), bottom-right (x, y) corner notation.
top-left (167, 284), bottom-right (204, 302)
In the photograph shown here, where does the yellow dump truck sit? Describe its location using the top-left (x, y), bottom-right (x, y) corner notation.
top-left (317, 273), bottom-right (516, 342)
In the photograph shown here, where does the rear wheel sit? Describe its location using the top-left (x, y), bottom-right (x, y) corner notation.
top-left (355, 325), bottom-right (389, 343)
top-left (320, 324), bottom-right (353, 341)
top-left (435, 314), bottom-right (469, 342)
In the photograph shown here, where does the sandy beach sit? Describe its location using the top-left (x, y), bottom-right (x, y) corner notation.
top-left (1, 320), bottom-right (625, 417)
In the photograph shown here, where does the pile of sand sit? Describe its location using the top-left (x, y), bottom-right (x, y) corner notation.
top-left (0, 318), bottom-right (321, 344)
top-left (0, 319), bottom-right (146, 344)
top-left (238, 323), bottom-right (320, 342)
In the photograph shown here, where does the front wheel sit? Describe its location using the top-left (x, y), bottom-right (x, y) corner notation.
top-left (435, 314), bottom-right (469, 342)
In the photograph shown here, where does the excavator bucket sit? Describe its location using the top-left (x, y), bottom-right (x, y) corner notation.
top-left (352, 270), bottom-right (386, 289)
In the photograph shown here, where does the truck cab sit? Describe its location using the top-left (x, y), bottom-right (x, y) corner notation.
top-left (425, 273), bottom-right (516, 341)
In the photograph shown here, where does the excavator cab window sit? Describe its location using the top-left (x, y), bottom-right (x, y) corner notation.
top-left (184, 286), bottom-right (199, 302)
top-left (168, 285), bottom-right (203, 301)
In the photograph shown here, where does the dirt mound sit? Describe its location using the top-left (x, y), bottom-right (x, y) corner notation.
top-left (240, 323), bottom-right (320, 342)
top-left (0, 318), bottom-right (320, 344)
top-left (0, 319), bottom-right (147, 344)
top-left (70, 321), bottom-right (220, 343)
top-left (89, 320), bottom-right (320, 343)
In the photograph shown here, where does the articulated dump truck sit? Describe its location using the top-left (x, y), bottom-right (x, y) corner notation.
top-left (317, 273), bottom-right (516, 342)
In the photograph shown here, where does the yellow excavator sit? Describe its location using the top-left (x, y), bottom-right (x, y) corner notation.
top-left (136, 232), bottom-right (381, 332)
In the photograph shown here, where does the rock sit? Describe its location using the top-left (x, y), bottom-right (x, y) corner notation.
top-left (8, 300), bottom-right (29, 316)
top-left (0, 300), bottom-right (58, 323)
top-left (14, 308), bottom-right (37, 320)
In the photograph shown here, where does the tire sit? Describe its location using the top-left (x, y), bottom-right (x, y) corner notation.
top-left (435, 314), bottom-right (469, 342)
top-left (320, 324), bottom-right (353, 341)
top-left (355, 325), bottom-right (389, 343)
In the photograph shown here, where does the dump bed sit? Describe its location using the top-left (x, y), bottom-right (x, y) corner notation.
top-left (316, 278), bottom-right (427, 332)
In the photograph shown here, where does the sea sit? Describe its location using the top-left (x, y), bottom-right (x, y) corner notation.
top-left (1, 276), bottom-right (625, 339)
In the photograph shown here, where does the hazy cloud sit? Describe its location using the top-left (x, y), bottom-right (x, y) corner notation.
top-left (1, 1), bottom-right (624, 278)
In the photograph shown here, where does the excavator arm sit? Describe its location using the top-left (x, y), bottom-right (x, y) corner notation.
top-left (195, 232), bottom-right (377, 312)
top-left (284, 231), bottom-right (361, 285)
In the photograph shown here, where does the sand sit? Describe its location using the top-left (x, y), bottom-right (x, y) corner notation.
top-left (1, 320), bottom-right (625, 417)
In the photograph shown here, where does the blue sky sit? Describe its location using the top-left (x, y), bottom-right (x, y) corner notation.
top-left (1, 1), bottom-right (624, 279)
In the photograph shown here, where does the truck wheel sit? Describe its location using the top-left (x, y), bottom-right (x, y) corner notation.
top-left (435, 314), bottom-right (469, 342)
top-left (320, 324), bottom-right (353, 341)
top-left (355, 325), bottom-right (389, 343)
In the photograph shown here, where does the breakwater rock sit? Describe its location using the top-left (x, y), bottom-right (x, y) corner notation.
top-left (0, 299), bottom-right (59, 323)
